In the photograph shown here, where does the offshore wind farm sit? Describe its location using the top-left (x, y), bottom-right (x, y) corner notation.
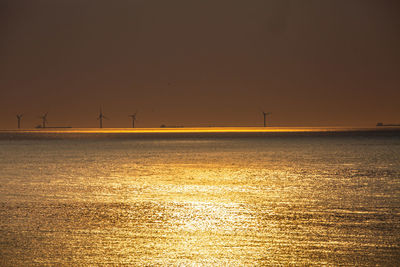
top-left (12, 108), bottom-right (278, 129)
top-left (8, 107), bottom-right (398, 133)
top-left (6, 107), bottom-right (399, 142)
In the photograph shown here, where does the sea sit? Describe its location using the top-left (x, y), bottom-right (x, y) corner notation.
top-left (0, 128), bottom-right (399, 266)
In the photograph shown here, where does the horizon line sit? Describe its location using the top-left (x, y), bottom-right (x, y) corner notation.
top-left (1, 126), bottom-right (399, 134)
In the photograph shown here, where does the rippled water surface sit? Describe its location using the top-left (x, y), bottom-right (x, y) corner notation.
top-left (1, 130), bottom-right (400, 265)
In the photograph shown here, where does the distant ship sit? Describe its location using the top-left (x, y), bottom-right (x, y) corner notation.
top-left (376, 122), bottom-right (400, 127)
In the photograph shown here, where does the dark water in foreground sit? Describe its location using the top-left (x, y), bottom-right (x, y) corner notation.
top-left (0, 130), bottom-right (399, 265)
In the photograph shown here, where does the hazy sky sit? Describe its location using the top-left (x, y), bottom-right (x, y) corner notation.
top-left (1, 0), bottom-right (399, 128)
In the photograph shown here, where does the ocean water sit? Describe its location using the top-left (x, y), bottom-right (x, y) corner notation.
top-left (0, 129), bottom-right (399, 265)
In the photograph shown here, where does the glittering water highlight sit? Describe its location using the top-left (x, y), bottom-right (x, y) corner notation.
top-left (0, 129), bottom-right (399, 265)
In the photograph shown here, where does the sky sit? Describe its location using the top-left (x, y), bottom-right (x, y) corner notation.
top-left (1, 0), bottom-right (399, 128)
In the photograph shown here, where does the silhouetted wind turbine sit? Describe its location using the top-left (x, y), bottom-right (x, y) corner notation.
top-left (16, 114), bottom-right (23, 129)
top-left (40, 113), bottom-right (48, 128)
top-left (262, 111), bottom-right (271, 127)
top-left (129, 111), bottom-right (138, 128)
top-left (97, 107), bottom-right (108, 128)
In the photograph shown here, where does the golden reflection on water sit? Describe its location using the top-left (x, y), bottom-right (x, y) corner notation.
top-left (0, 134), bottom-right (399, 265)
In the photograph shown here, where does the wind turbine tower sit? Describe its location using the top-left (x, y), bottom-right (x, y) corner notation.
top-left (40, 113), bottom-right (48, 128)
top-left (262, 111), bottom-right (271, 127)
top-left (97, 107), bottom-right (108, 128)
top-left (129, 112), bottom-right (138, 128)
top-left (16, 114), bottom-right (23, 129)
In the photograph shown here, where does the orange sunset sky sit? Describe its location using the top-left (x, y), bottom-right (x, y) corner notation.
top-left (1, 0), bottom-right (399, 129)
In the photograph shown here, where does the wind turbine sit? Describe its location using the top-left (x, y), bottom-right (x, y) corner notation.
top-left (129, 111), bottom-right (138, 128)
top-left (97, 107), bottom-right (108, 128)
top-left (262, 111), bottom-right (271, 127)
top-left (16, 114), bottom-right (23, 129)
top-left (40, 113), bottom-right (48, 128)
